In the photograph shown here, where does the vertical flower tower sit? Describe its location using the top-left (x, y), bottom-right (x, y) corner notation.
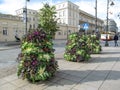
top-left (64, 32), bottom-right (91, 62)
top-left (17, 29), bottom-right (58, 82)
top-left (17, 3), bottom-right (59, 83)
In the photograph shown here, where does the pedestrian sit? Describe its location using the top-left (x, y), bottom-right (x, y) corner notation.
top-left (113, 34), bottom-right (118, 46)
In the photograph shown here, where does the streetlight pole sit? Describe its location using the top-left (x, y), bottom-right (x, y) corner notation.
top-left (105, 0), bottom-right (109, 46)
top-left (95, 0), bottom-right (97, 32)
top-left (66, 24), bottom-right (68, 39)
top-left (105, 0), bottom-right (114, 46)
top-left (23, 0), bottom-right (30, 35)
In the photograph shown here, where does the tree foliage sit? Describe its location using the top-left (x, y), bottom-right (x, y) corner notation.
top-left (38, 3), bottom-right (59, 37)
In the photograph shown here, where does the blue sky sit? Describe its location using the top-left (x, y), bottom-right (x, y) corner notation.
top-left (0, 0), bottom-right (120, 28)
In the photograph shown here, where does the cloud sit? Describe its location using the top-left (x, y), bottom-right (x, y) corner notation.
top-left (0, 0), bottom-right (43, 14)
top-left (0, 0), bottom-right (24, 14)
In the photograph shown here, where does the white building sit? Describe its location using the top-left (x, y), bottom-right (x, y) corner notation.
top-left (54, 1), bottom-right (79, 39)
top-left (55, 1), bottom-right (104, 39)
top-left (16, 8), bottom-right (38, 30)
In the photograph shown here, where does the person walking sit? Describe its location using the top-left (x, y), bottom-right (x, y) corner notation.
top-left (114, 34), bottom-right (118, 47)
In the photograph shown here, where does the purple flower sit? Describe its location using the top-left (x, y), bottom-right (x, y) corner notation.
top-left (32, 60), bottom-right (37, 66)
top-left (34, 31), bottom-right (39, 36)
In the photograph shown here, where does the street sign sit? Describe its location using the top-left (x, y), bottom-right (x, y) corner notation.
top-left (83, 23), bottom-right (89, 30)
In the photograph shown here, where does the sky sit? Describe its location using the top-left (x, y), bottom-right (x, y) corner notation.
top-left (0, 0), bottom-right (120, 29)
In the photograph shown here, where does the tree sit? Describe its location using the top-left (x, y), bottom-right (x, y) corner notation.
top-left (38, 3), bottom-right (59, 38)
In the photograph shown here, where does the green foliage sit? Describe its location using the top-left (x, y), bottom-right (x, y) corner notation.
top-left (64, 33), bottom-right (91, 62)
top-left (17, 29), bottom-right (58, 83)
top-left (87, 35), bottom-right (102, 54)
top-left (64, 33), bottom-right (102, 62)
top-left (38, 3), bottom-right (59, 37)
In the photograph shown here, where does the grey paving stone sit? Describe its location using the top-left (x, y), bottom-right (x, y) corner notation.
top-left (55, 78), bottom-right (77, 89)
top-left (0, 45), bottom-right (120, 90)
top-left (63, 74), bottom-right (83, 83)
top-left (16, 81), bottom-right (53, 90)
top-left (73, 83), bottom-right (98, 90)
top-left (3, 74), bottom-right (18, 82)
top-left (44, 83), bottom-right (71, 90)
top-left (0, 78), bottom-right (8, 86)
top-left (10, 78), bottom-right (29, 88)
top-left (0, 83), bottom-right (18, 90)
top-left (99, 80), bottom-right (120, 90)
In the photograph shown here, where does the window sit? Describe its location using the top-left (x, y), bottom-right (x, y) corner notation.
top-left (69, 4), bottom-right (71, 8)
top-left (33, 12), bottom-right (35, 14)
top-left (33, 18), bottom-right (35, 21)
top-left (33, 24), bottom-right (35, 28)
top-left (59, 5), bottom-right (61, 8)
top-left (3, 27), bottom-right (7, 35)
top-left (68, 30), bottom-right (71, 34)
top-left (29, 24), bottom-right (32, 29)
top-left (63, 10), bottom-right (65, 16)
top-left (69, 11), bottom-right (71, 16)
top-left (63, 19), bottom-right (65, 23)
top-left (29, 17), bottom-right (31, 21)
top-left (58, 32), bottom-right (61, 35)
top-left (59, 12), bottom-right (62, 17)
top-left (63, 4), bottom-right (64, 7)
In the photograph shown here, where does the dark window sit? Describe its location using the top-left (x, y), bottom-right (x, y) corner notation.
top-left (58, 32), bottom-right (61, 35)
top-left (33, 24), bottom-right (35, 28)
top-left (33, 18), bottom-right (35, 21)
top-left (3, 27), bottom-right (7, 35)
top-left (29, 24), bottom-right (32, 29)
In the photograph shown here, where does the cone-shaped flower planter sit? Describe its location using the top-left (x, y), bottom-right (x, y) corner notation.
top-left (17, 29), bottom-right (58, 83)
top-left (64, 33), bottom-right (91, 62)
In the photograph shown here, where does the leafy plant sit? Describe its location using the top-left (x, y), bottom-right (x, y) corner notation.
top-left (87, 35), bottom-right (102, 54)
top-left (38, 3), bottom-right (59, 38)
top-left (17, 29), bottom-right (58, 83)
top-left (64, 33), bottom-right (91, 62)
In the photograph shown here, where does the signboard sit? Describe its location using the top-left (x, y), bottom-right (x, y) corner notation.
top-left (83, 23), bottom-right (89, 30)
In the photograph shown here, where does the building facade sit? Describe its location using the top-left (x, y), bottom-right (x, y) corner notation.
top-left (0, 1), bottom-right (105, 41)
top-left (55, 1), bottom-right (79, 39)
top-left (104, 19), bottom-right (118, 33)
top-left (55, 1), bottom-right (104, 39)
top-left (0, 13), bottom-right (24, 42)
top-left (16, 8), bottom-right (38, 30)
top-left (79, 10), bottom-right (104, 33)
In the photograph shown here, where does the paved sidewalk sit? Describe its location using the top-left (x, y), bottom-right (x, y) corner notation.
top-left (0, 47), bottom-right (120, 90)
top-left (0, 41), bottom-right (20, 51)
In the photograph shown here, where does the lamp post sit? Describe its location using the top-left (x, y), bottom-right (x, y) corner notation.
top-left (105, 0), bottom-right (114, 46)
top-left (95, 0), bottom-right (97, 33)
top-left (66, 24), bottom-right (68, 39)
top-left (23, 0), bottom-right (30, 35)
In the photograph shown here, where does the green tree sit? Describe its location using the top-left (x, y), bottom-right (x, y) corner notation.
top-left (38, 3), bottom-right (59, 38)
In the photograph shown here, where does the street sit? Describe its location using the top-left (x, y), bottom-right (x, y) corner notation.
top-left (0, 41), bottom-right (66, 79)
top-left (0, 39), bottom-right (120, 79)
